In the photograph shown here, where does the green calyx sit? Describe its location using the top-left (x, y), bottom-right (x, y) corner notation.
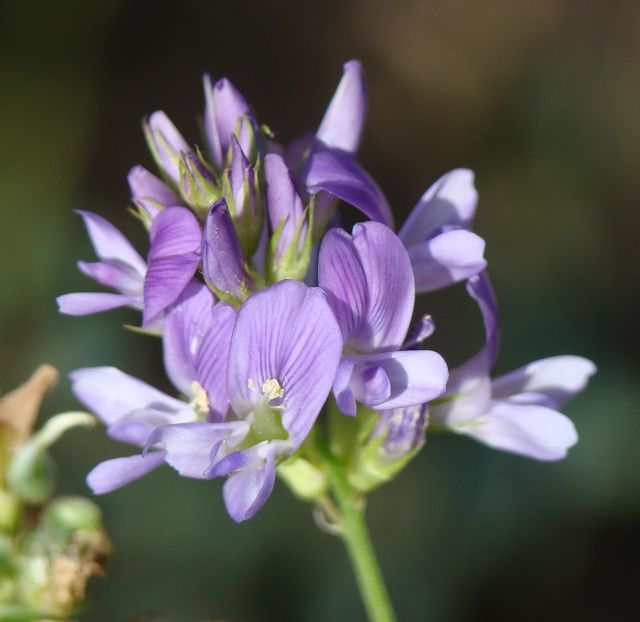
top-left (178, 151), bottom-right (221, 216)
top-left (267, 201), bottom-right (314, 283)
top-left (221, 158), bottom-right (264, 258)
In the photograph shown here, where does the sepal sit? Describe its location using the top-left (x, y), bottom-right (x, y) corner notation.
top-left (267, 202), bottom-right (314, 282)
top-left (178, 151), bottom-right (221, 216)
top-left (143, 111), bottom-right (190, 186)
top-left (222, 139), bottom-right (264, 257)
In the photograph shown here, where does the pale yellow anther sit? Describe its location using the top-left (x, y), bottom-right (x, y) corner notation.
top-left (247, 377), bottom-right (285, 410)
top-left (189, 381), bottom-right (210, 415)
top-left (262, 378), bottom-right (284, 400)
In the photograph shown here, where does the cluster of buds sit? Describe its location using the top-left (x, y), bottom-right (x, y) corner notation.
top-left (57, 61), bottom-right (595, 523)
top-left (0, 366), bottom-right (111, 620)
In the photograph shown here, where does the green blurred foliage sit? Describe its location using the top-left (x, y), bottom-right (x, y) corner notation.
top-left (1, 0), bottom-right (638, 620)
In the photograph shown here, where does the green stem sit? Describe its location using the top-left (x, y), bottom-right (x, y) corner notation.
top-left (326, 460), bottom-right (398, 622)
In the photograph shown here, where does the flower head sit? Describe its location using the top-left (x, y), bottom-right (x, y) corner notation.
top-left (59, 59), bottom-right (595, 528)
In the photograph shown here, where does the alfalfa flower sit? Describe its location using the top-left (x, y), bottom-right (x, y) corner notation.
top-left (431, 273), bottom-right (595, 460)
top-left (318, 221), bottom-right (448, 415)
top-left (75, 280), bottom-right (342, 521)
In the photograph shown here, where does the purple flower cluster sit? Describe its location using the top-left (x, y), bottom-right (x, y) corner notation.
top-left (58, 61), bottom-right (594, 521)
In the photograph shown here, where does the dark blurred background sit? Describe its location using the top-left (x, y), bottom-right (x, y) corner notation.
top-left (1, 1), bottom-right (639, 620)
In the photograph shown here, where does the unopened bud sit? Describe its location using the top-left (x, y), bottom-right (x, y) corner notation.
top-left (144, 111), bottom-right (191, 186)
top-left (178, 151), bottom-right (220, 215)
top-left (223, 137), bottom-right (263, 256)
top-left (202, 199), bottom-right (253, 306)
top-left (264, 154), bottom-right (313, 282)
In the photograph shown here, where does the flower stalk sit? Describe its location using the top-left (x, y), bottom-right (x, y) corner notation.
top-left (323, 448), bottom-right (398, 622)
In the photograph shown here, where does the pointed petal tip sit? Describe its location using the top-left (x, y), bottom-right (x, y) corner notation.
top-left (344, 59), bottom-right (363, 72)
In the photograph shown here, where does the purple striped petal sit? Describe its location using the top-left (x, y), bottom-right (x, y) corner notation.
top-left (227, 280), bottom-right (343, 448)
top-left (70, 366), bottom-right (193, 428)
top-left (317, 227), bottom-right (368, 340)
top-left (110, 413), bottom-right (198, 456)
top-left (335, 350), bottom-right (448, 413)
top-left (163, 283), bottom-right (216, 395)
top-left (203, 75), bottom-right (251, 169)
top-left (57, 292), bottom-right (140, 316)
top-left (264, 153), bottom-right (306, 258)
top-left (78, 260), bottom-right (144, 295)
top-left (467, 272), bottom-right (499, 368)
top-left (228, 137), bottom-right (251, 213)
top-left (76, 210), bottom-right (146, 274)
top-left (128, 165), bottom-right (181, 218)
top-left (399, 169), bottom-right (478, 247)
top-left (196, 301), bottom-right (236, 421)
top-left (375, 405), bottom-right (427, 460)
top-left (353, 363), bottom-right (391, 405)
top-left (222, 442), bottom-right (277, 522)
top-left (317, 60), bottom-right (367, 154)
top-left (430, 271), bottom-right (498, 427)
top-left (302, 149), bottom-right (394, 227)
top-left (202, 199), bottom-right (252, 299)
top-left (459, 399), bottom-right (578, 461)
top-left (491, 356), bottom-right (596, 408)
top-left (143, 207), bottom-right (201, 325)
top-left (319, 222), bottom-right (414, 352)
top-left (87, 452), bottom-right (166, 494)
top-left (145, 421), bottom-right (249, 479)
top-left (351, 223), bottom-right (414, 350)
top-left (408, 228), bottom-right (487, 293)
top-left (333, 358), bottom-right (357, 416)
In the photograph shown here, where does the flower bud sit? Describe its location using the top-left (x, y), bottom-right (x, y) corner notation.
top-left (203, 74), bottom-right (251, 169)
top-left (178, 150), bottom-right (220, 216)
top-left (349, 405), bottom-right (428, 492)
top-left (264, 154), bottom-right (313, 282)
top-left (202, 199), bottom-right (253, 305)
top-left (127, 165), bottom-right (180, 224)
top-left (222, 137), bottom-right (263, 256)
top-left (143, 111), bottom-right (191, 186)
